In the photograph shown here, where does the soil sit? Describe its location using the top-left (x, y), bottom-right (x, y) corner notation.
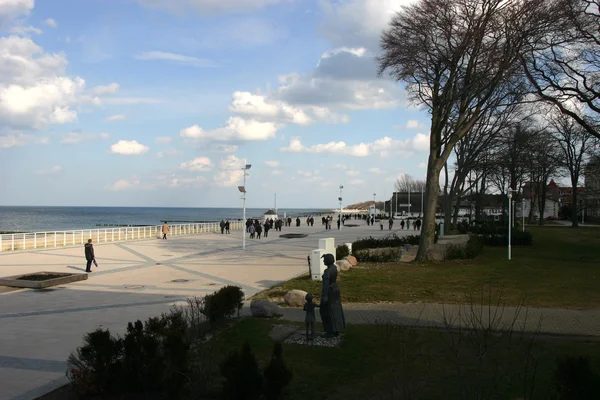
top-left (16, 273), bottom-right (68, 281)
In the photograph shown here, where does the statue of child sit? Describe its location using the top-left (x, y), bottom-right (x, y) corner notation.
top-left (303, 292), bottom-right (319, 341)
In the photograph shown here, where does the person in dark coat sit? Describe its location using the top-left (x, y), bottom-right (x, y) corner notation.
top-left (256, 223), bottom-right (262, 239)
top-left (263, 221), bottom-right (270, 237)
top-left (296, 217), bottom-right (301, 227)
top-left (225, 220), bottom-right (230, 234)
top-left (84, 239), bottom-right (95, 273)
top-left (220, 219), bottom-right (225, 234)
top-left (319, 253), bottom-right (346, 337)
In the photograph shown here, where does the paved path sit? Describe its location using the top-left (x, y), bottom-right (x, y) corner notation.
top-left (241, 302), bottom-right (600, 338)
top-left (0, 222), bottom-right (402, 400)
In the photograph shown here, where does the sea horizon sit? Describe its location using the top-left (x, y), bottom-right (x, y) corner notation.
top-left (0, 206), bottom-right (333, 233)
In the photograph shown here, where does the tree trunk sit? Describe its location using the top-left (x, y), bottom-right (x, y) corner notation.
top-left (416, 157), bottom-right (443, 262)
top-left (571, 176), bottom-right (579, 228)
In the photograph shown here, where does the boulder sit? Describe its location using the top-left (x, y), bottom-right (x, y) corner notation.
top-left (336, 259), bottom-right (352, 272)
top-left (250, 299), bottom-right (282, 318)
top-left (344, 255), bottom-right (358, 266)
top-left (283, 289), bottom-right (308, 307)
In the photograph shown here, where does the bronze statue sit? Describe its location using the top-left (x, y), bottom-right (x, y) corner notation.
top-left (319, 253), bottom-right (346, 337)
top-left (303, 293), bottom-right (319, 341)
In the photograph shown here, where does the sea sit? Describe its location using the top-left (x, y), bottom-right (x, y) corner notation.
top-left (0, 206), bottom-right (329, 233)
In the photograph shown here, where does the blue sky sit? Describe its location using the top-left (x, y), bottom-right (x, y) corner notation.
top-left (0, 0), bottom-right (430, 209)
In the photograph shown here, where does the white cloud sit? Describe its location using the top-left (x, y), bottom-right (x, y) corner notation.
top-left (155, 136), bottom-right (172, 144)
top-left (281, 133), bottom-right (430, 157)
top-left (282, 137), bottom-right (371, 157)
top-left (319, 0), bottom-right (417, 50)
top-left (406, 120), bottom-right (426, 130)
top-left (349, 179), bottom-right (364, 185)
top-left (211, 143), bottom-right (238, 153)
top-left (60, 131), bottom-right (110, 144)
top-left (110, 140), bottom-right (149, 155)
top-left (91, 82), bottom-right (119, 95)
top-left (10, 25), bottom-right (41, 34)
top-left (43, 18), bottom-right (57, 28)
top-left (0, 0), bottom-right (34, 27)
top-left (106, 114), bottom-right (125, 122)
top-left (212, 154), bottom-right (245, 187)
top-left (180, 117), bottom-right (278, 142)
top-left (135, 51), bottom-right (217, 67)
top-left (35, 165), bottom-right (61, 174)
top-left (135, 0), bottom-right (282, 15)
top-left (0, 35), bottom-right (86, 130)
top-left (0, 131), bottom-right (48, 148)
top-left (163, 175), bottom-right (208, 188)
top-left (369, 167), bottom-right (384, 174)
top-left (264, 160), bottom-right (279, 168)
top-left (106, 177), bottom-right (155, 191)
top-left (346, 169), bottom-right (360, 176)
top-left (179, 156), bottom-right (212, 171)
top-left (418, 162), bottom-right (427, 169)
top-left (156, 149), bottom-right (183, 158)
top-left (270, 169), bottom-right (283, 176)
top-left (100, 96), bottom-right (161, 105)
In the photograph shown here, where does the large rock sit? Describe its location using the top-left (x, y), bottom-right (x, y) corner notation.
top-left (336, 259), bottom-right (352, 272)
top-left (344, 255), bottom-right (358, 266)
top-left (250, 299), bottom-right (282, 318)
top-left (283, 289), bottom-right (308, 307)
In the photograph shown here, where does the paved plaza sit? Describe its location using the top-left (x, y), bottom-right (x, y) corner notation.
top-left (0, 222), bottom-right (401, 400)
top-left (1, 223), bottom-right (599, 400)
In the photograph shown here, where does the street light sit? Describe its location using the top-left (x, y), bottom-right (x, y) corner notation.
top-left (238, 161), bottom-right (252, 251)
top-left (373, 193), bottom-right (376, 215)
top-left (339, 185), bottom-right (344, 231)
top-left (507, 189), bottom-right (518, 260)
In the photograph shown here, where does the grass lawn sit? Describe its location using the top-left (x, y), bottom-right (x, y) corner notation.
top-left (254, 226), bottom-right (600, 309)
top-left (212, 317), bottom-right (600, 400)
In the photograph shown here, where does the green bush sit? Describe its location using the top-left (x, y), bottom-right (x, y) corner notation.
top-left (220, 342), bottom-right (263, 400)
top-left (353, 248), bottom-right (403, 262)
top-left (66, 329), bottom-right (124, 397)
top-left (456, 220), bottom-right (470, 234)
top-left (352, 234), bottom-right (421, 253)
top-left (336, 244), bottom-right (350, 260)
top-left (552, 355), bottom-right (600, 399)
top-left (263, 342), bottom-right (293, 400)
top-left (478, 231), bottom-right (533, 246)
top-left (444, 236), bottom-right (484, 261)
top-left (67, 311), bottom-right (192, 398)
top-left (202, 285), bottom-right (245, 324)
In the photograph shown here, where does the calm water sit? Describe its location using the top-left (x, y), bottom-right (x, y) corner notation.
top-left (0, 206), bottom-right (328, 232)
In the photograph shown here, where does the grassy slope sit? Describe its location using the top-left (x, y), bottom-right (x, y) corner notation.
top-left (255, 226), bottom-right (600, 309)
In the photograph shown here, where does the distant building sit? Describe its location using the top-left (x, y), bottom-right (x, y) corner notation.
top-left (263, 210), bottom-right (278, 221)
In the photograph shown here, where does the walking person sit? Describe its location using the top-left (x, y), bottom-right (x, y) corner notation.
top-left (379, 218), bottom-right (384, 230)
top-left (401, 219), bottom-right (405, 229)
top-left (162, 221), bottom-right (169, 239)
top-left (416, 219), bottom-right (422, 230)
top-left (406, 220), bottom-right (410, 230)
top-left (389, 217), bottom-right (394, 230)
top-left (220, 219), bottom-right (226, 234)
top-left (256, 223), bottom-right (262, 239)
top-left (264, 221), bottom-right (270, 237)
top-left (249, 224), bottom-right (255, 239)
top-left (225, 219), bottom-right (230, 234)
top-left (84, 239), bottom-right (96, 273)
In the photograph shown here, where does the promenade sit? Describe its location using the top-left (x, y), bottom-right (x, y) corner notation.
top-left (1, 223), bottom-right (599, 400)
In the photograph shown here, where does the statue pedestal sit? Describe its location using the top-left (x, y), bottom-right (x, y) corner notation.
top-left (318, 238), bottom-right (336, 261)
top-left (310, 249), bottom-right (326, 281)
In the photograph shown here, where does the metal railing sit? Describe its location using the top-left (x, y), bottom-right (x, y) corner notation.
top-left (0, 221), bottom-right (244, 252)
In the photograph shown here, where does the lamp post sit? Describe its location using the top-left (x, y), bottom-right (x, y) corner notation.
top-left (237, 161), bottom-right (252, 251)
top-left (339, 185), bottom-right (344, 231)
top-left (373, 193), bottom-right (376, 215)
top-left (508, 189), bottom-right (518, 260)
top-left (522, 198), bottom-right (525, 233)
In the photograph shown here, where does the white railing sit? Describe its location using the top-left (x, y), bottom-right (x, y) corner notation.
top-left (0, 221), bottom-right (244, 252)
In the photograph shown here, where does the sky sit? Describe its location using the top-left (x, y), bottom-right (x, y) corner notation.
top-left (0, 0), bottom-right (430, 209)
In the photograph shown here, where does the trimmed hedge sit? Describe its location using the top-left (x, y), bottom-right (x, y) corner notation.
top-left (478, 231), bottom-right (533, 246)
top-left (336, 244), bottom-right (350, 260)
top-left (352, 234), bottom-right (421, 253)
top-left (353, 248), bottom-right (403, 262)
top-left (444, 235), bottom-right (485, 260)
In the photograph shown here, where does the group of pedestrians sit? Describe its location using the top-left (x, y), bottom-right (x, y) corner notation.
top-left (219, 219), bottom-right (231, 234)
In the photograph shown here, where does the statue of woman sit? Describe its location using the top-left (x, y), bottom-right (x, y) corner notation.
top-left (319, 253), bottom-right (346, 336)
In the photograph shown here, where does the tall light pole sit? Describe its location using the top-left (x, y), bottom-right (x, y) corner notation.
top-left (508, 189), bottom-right (518, 260)
top-left (339, 185), bottom-right (344, 230)
top-left (373, 193), bottom-right (376, 215)
top-left (237, 160), bottom-right (252, 251)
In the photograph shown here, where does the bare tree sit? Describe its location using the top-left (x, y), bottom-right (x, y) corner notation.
top-left (378, 0), bottom-right (554, 261)
top-left (394, 175), bottom-right (426, 193)
top-left (521, 0), bottom-right (600, 141)
top-left (550, 112), bottom-right (600, 226)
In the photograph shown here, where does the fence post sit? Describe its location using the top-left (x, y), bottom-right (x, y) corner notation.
top-left (54, 231), bottom-right (57, 247)
top-left (12, 234), bottom-right (15, 251)
top-left (0, 235), bottom-right (2, 252)
top-left (44, 232), bottom-right (47, 248)
top-left (23, 233), bottom-right (26, 250)
top-left (64, 232), bottom-right (66, 246)
top-left (34, 233), bottom-right (37, 249)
